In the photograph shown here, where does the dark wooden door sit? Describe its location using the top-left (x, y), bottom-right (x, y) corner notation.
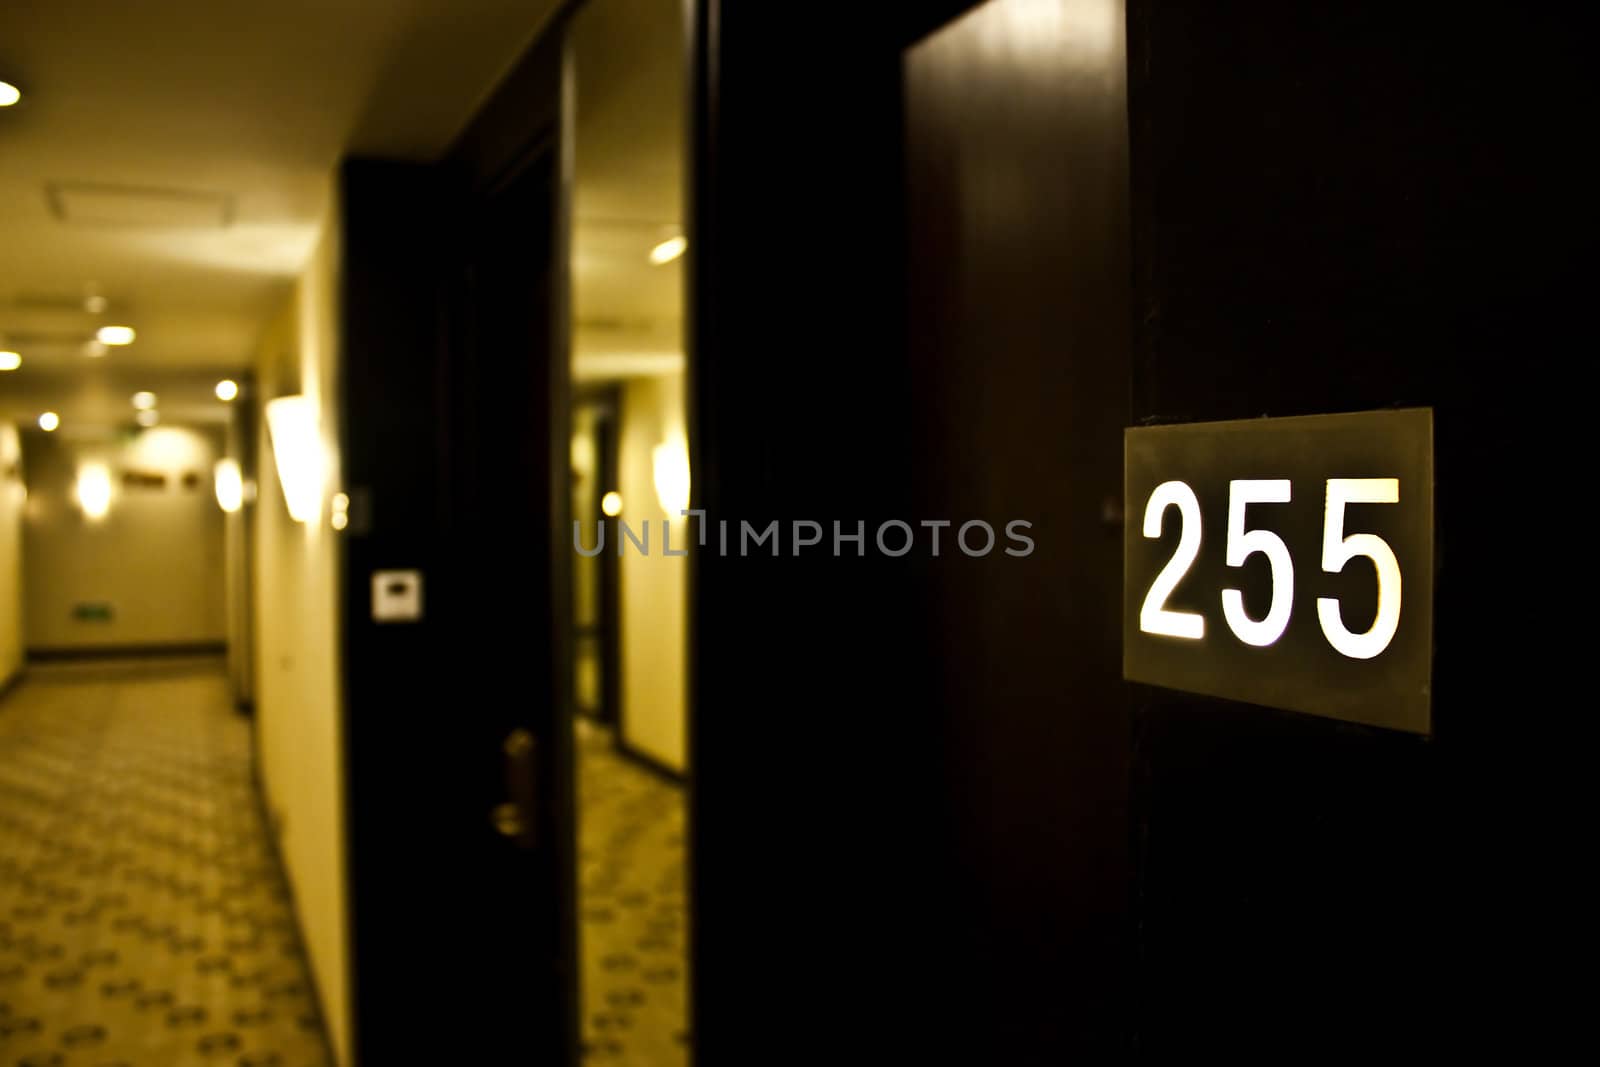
top-left (1123, 1), bottom-right (1580, 1058)
top-left (338, 21), bottom-right (577, 1065)
top-left (901, 2), bottom-right (1134, 1058)
top-left (454, 145), bottom-right (575, 1066)
top-left (689, 0), bottom-right (1129, 1061)
top-left (440, 27), bottom-right (578, 1063)
top-left (691, 0), bottom-right (1577, 1061)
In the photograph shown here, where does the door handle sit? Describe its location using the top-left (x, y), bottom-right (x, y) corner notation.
top-left (492, 727), bottom-right (539, 849)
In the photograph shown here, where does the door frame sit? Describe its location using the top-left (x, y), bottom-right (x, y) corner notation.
top-left (337, 8), bottom-right (582, 1062)
top-left (684, 1), bottom-right (1008, 1061)
top-left (443, 15), bottom-right (581, 1062)
top-left (571, 382), bottom-right (623, 731)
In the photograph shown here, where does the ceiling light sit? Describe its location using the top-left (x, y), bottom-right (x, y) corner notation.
top-left (84, 340), bottom-right (108, 358)
top-left (215, 379), bottom-right (239, 401)
top-left (84, 295), bottom-right (108, 314)
top-left (131, 391), bottom-right (157, 410)
top-left (649, 236), bottom-right (687, 265)
top-left (0, 82), bottom-right (19, 108)
top-left (38, 412), bottom-right (60, 432)
top-left (135, 410), bottom-right (159, 427)
top-left (96, 325), bottom-right (136, 346)
top-left (0, 351), bottom-right (19, 371)
top-left (601, 491), bottom-right (623, 517)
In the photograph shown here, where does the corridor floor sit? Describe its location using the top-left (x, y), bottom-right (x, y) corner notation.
top-left (576, 718), bottom-right (688, 1067)
top-left (0, 658), bottom-right (331, 1067)
top-left (1, 658), bottom-right (688, 1067)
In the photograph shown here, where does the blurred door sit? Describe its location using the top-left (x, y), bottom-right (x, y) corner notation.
top-left (902, 1), bottom-right (1134, 1058)
top-left (443, 29), bottom-right (579, 1063)
top-left (688, 0), bottom-right (1131, 1060)
top-left (338, 22), bottom-right (578, 1066)
top-left (571, 388), bottom-right (622, 727)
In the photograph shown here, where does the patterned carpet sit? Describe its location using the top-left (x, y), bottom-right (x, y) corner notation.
top-left (0, 658), bottom-right (688, 1067)
top-left (575, 718), bottom-right (688, 1066)
top-left (0, 657), bottom-right (331, 1067)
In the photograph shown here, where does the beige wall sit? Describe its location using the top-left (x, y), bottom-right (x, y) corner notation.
top-left (251, 204), bottom-right (351, 1066)
top-left (0, 424), bottom-right (22, 686)
top-left (21, 424), bottom-right (226, 650)
top-left (617, 372), bottom-right (688, 771)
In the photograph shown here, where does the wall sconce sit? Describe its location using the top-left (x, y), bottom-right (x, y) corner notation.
top-left (653, 438), bottom-right (690, 515)
top-left (264, 395), bottom-right (322, 523)
top-left (214, 458), bottom-right (244, 513)
top-left (76, 462), bottom-right (113, 520)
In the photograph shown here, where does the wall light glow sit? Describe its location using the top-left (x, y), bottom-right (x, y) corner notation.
top-left (214, 458), bottom-right (243, 513)
top-left (38, 412), bottom-right (60, 432)
top-left (601, 491), bottom-right (623, 517)
top-left (653, 440), bottom-right (691, 514)
top-left (649, 235), bottom-right (687, 265)
top-left (96, 325), bottom-right (136, 346)
top-left (0, 82), bottom-right (20, 107)
top-left (135, 410), bottom-right (159, 428)
top-left (76, 462), bottom-right (113, 520)
top-left (131, 391), bottom-right (157, 410)
top-left (215, 379), bottom-right (239, 401)
top-left (0, 351), bottom-right (20, 371)
top-left (264, 395), bottom-right (322, 523)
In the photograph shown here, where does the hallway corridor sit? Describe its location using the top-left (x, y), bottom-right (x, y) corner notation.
top-left (0, 658), bottom-right (332, 1067)
top-left (576, 719), bottom-right (688, 1066)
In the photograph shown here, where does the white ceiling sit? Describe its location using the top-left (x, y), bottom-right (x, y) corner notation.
top-left (1, 0), bottom-right (684, 424)
top-left (0, 0), bottom-right (563, 424)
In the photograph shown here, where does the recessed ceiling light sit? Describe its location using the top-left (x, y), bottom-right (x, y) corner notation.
top-left (215, 379), bottom-right (239, 401)
top-left (0, 351), bottom-right (20, 371)
top-left (39, 412), bottom-right (60, 432)
top-left (0, 82), bottom-right (20, 108)
top-left (97, 325), bottom-right (136, 345)
top-left (649, 235), bottom-right (687, 265)
top-left (136, 409), bottom-right (159, 428)
top-left (132, 391), bottom-right (157, 410)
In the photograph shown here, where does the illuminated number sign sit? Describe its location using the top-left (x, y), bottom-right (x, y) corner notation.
top-left (1123, 409), bottom-right (1433, 734)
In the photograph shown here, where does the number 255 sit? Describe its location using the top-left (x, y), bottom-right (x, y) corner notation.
top-left (1138, 478), bottom-right (1402, 660)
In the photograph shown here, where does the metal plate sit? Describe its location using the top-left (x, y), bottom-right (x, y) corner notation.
top-left (1124, 409), bottom-right (1433, 733)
